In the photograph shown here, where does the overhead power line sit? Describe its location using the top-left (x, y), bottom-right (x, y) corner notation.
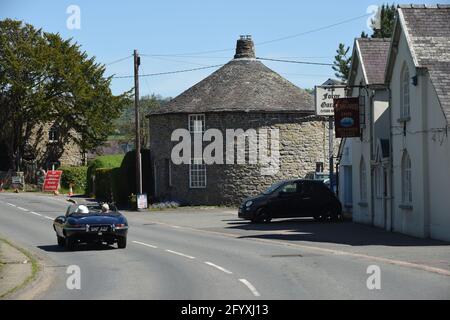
top-left (256, 57), bottom-right (333, 66)
top-left (105, 55), bottom-right (133, 66)
top-left (140, 12), bottom-right (371, 57)
top-left (112, 64), bottom-right (225, 79)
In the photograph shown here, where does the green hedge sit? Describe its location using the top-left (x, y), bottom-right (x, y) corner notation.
top-left (119, 149), bottom-right (152, 201)
top-left (86, 155), bottom-right (124, 195)
top-left (94, 168), bottom-right (114, 202)
top-left (60, 166), bottom-right (88, 194)
top-left (91, 151), bottom-right (152, 206)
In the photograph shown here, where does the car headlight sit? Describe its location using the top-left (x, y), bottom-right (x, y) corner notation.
top-left (245, 201), bottom-right (253, 207)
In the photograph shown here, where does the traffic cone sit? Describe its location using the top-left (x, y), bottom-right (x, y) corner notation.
top-left (68, 184), bottom-right (74, 197)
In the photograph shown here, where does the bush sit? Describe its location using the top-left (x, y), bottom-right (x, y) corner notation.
top-left (91, 151), bottom-right (152, 207)
top-left (86, 154), bottom-right (124, 195)
top-left (60, 166), bottom-right (88, 194)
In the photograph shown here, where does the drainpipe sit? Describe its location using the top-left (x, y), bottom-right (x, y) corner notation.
top-left (419, 68), bottom-right (430, 238)
top-left (369, 90), bottom-right (375, 226)
top-left (388, 87), bottom-right (394, 232)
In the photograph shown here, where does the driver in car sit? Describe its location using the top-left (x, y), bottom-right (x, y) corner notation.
top-left (76, 205), bottom-right (89, 214)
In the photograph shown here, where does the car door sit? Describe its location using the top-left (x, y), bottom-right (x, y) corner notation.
top-left (295, 181), bottom-right (316, 217)
top-left (267, 182), bottom-right (299, 217)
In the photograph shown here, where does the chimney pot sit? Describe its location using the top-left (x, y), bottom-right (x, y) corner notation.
top-left (234, 35), bottom-right (255, 59)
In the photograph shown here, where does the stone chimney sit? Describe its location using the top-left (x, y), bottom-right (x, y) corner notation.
top-left (234, 35), bottom-right (255, 59)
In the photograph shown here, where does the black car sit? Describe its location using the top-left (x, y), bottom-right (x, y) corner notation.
top-left (53, 202), bottom-right (129, 250)
top-left (238, 179), bottom-right (342, 223)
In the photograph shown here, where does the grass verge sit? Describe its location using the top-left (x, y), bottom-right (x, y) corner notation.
top-left (0, 237), bottom-right (40, 299)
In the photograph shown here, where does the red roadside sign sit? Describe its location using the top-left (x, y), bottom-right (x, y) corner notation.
top-left (43, 170), bottom-right (63, 192)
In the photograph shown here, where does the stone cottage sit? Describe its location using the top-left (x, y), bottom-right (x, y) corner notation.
top-left (147, 36), bottom-right (338, 206)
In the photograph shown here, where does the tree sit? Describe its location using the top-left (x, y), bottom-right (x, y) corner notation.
top-left (332, 43), bottom-right (352, 82)
top-left (371, 4), bottom-right (396, 39)
top-left (0, 19), bottom-right (130, 170)
top-left (332, 3), bottom-right (397, 82)
top-left (113, 94), bottom-right (170, 149)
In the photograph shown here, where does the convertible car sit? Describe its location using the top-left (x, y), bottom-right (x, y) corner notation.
top-left (53, 202), bottom-right (128, 250)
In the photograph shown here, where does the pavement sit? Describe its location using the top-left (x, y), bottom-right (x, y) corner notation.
top-left (0, 238), bottom-right (34, 298)
top-left (0, 191), bottom-right (449, 299)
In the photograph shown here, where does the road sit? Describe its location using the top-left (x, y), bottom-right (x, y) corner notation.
top-left (0, 192), bottom-right (449, 299)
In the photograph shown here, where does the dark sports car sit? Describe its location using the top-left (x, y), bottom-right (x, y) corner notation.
top-left (53, 202), bottom-right (128, 250)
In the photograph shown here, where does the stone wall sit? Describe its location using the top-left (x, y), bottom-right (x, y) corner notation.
top-left (149, 112), bottom-right (340, 206)
top-left (27, 123), bottom-right (84, 168)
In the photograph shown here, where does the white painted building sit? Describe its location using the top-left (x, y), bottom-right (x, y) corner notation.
top-left (347, 4), bottom-right (450, 242)
top-left (385, 5), bottom-right (450, 241)
top-left (347, 38), bottom-right (391, 228)
top-left (337, 138), bottom-right (353, 214)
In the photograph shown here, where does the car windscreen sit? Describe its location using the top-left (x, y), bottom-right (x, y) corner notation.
top-left (69, 205), bottom-right (120, 217)
top-left (262, 181), bottom-right (286, 195)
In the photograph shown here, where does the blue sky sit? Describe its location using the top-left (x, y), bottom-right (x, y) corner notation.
top-left (0, 0), bottom-right (434, 98)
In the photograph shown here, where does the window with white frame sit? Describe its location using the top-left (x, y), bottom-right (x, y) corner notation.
top-left (189, 114), bottom-right (205, 133)
top-left (360, 157), bottom-right (367, 202)
top-left (401, 151), bottom-right (412, 204)
top-left (400, 65), bottom-right (410, 119)
top-left (189, 159), bottom-right (206, 188)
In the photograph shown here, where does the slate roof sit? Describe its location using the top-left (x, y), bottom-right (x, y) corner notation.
top-left (148, 45), bottom-right (314, 115)
top-left (398, 4), bottom-right (450, 122)
top-left (356, 38), bottom-right (391, 85)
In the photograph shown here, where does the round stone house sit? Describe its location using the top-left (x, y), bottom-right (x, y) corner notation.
top-left (148, 36), bottom-right (335, 206)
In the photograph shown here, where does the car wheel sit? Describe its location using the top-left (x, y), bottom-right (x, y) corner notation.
top-left (314, 215), bottom-right (325, 222)
top-left (322, 205), bottom-right (339, 222)
top-left (65, 237), bottom-right (75, 251)
top-left (117, 237), bottom-right (127, 249)
top-left (57, 235), bottom-right (65, 247)
top-left (251, 208), bottom-right (270, 223)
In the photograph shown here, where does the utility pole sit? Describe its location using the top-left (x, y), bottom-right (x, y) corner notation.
top-left (329, 116), bottom-right (334, 194)
top-left (134, 49), bottom-right (143, 209)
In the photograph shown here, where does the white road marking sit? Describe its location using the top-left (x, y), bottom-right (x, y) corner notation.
top-left (165, 249), bottom-right (195, 259)
top-left (239, 279), bottom-right (261, 297)
top-left (30, 211), bottom-right (42, 217)
top-left (132, 240), bottom-right (158, 249)
top-left (43, 216), bottom-right (54, 220)
top-left (7, 203), bottom-right (16, 207)
top-left (16, 206), bottom-right (29, 212)
top-left (204, 261), bottom-right (233, 274)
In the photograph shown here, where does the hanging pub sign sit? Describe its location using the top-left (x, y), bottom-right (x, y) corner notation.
top-left (333, 97), bottom-right (361, 138)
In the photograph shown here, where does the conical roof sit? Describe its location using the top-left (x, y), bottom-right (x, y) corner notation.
top-left (149, 37), bottom-right (314, 115)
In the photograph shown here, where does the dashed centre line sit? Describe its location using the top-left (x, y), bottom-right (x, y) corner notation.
top-left (132, 240), bottom-right (158, 249)
top-left (16, 206), bottom-right (29, 212)
top-left (239, 279), bottom-right (261, 297)
top-left (204, 261), bottom-right (233, 274)
top-left (30, 211), bottom-right (42, 217)
top-left (7, 203), bottom-right (16, 207)
top-left (165, 249), bottom-right (195, 260)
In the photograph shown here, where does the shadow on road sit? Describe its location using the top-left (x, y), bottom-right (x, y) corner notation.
top-left (225, 219), bottom-right (450, 247)
top-left (38, 243), bottom-right (116, 252)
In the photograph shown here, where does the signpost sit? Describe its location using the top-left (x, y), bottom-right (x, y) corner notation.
top-left (43, 170), bottom-right (63, 192)
top-left (137, 193), bottom-right (148, 210)
top-left (315, 85), bottom-right (346, 116)
top-left (315, 85), bottom-right (346, 194)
